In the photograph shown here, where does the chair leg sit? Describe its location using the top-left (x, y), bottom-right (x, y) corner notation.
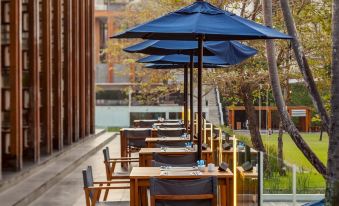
top-left (104, 182), bottom-right (110, 201)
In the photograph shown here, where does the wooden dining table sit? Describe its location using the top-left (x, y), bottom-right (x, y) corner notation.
top-left (129, 167), bottom-right (234, 206)
top-left (138, 147), bottom-right (213, 167)
top-left (145, 136), bottom-right (190, 148)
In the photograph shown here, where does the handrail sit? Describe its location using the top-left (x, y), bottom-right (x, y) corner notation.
top-left (215, 87), bottom-right (224, 126)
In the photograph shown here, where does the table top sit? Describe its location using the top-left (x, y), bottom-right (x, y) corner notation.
top-left (130, 167), bottom-right (233, 179)
top-left (237, 166), bottom-right (258, 179)
top-left (139, 147), bottom-right (212, 154)
top-left (145, 137), bottom-right (190, 142)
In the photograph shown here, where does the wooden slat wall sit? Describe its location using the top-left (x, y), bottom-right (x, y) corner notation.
top-left (52, 0), bottom-right (63, 150)
top-left (89, 0), bottom-right (95, 134)
top-left (79, 0), bottom-right (86, 139)
top-left (64, 0), bottom-right (73, 145)
top-left (72, 0), bottom-right (80, 142)
top-left (85, 0), bottom-right (90, 136)
top-left (28, 0), bottom-right (40, 163)
top-left (41, 0), bottom-right (53, 155)
top-left (10, 0), bottom-right (23, 170)
top-left (1, 0), bottom-right (96, 174)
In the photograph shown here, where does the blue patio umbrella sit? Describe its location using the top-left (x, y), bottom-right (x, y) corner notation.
top-left (126, 39), bottom-right (257, 137)
top-left (112, 0), bottom-right (291, 160)
top-left (113, 1), bottom-right (291, 41)
top-left (145, 63), bottom-right (228, 69)
top-left (124, 40), bottom-right (256, 56)
top-left (138, 53), bottom-right (255, 65)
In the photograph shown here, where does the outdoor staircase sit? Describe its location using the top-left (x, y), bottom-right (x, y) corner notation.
top-left (206, 86), bottom-right (223, 126)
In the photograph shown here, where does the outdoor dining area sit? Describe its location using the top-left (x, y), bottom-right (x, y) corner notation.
top-left (81, 0), bottom-right (292, 205)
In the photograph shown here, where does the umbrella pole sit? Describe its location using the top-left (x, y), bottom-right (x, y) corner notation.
top-left (184, 65), bottom-right (188, 132)
top-left (190, 53), bottom-right (194, 141)
top-left (197, 35), bottom-right (204, 160)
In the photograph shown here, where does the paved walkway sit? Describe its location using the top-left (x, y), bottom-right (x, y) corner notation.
top-left (29, 133), bottom-right (129, 206)
top-left (26, 133), bottom-right (310, 206)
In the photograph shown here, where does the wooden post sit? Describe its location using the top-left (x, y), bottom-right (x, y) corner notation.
top-left (42, 0), bottom-right (53, 155)
top-left (79, 0), bottom-right (86, 138)
top-left (72, 0), bottom-right (80, 142)
top-left (64, 0), bottom-right (73, 145)
top-left (267, 108), bottom-right (272, 130)
top-left (10, 0), bottom-right (23, 170)
top-left (28, 0), bottom-right (40, 163)
top-left (184, 65), bottom-right (188, 131)
top-left (85, 0), bottom-right (90, 136)
top-left (53, 0), bottom-right (63, 150)
top-left (89, 0), bottom-right (96, 134)
top-left (189, 53), bottom-right (194, 141)
top-left (197, 35), bottom-right (204, 160)
top-left (0, 0), bottom-right (2, 179)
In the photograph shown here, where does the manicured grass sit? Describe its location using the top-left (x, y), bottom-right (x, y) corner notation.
top-left (263, 132), bottom-right (328, 169)
top-left (106, 127), bottom-right (122, 132)
top-left (262, 132), bottom-right (328, 192)
top-left (233, 131), bottom-right (328, 192)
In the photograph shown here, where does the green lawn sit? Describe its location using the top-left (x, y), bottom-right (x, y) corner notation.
top-left (234, 131), bottom-right (328, 192)
top-left (263, 132), bottom-right (328, 169)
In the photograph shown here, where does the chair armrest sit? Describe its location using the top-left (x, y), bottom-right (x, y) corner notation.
top-left (93, 180), bottom-right (130, 184)
top-left (107, 159), bottom-right (139, 163)
top-left (110, 157), bottom-right (139, 160)
top-left (86, 186), bottom-right (130, 190)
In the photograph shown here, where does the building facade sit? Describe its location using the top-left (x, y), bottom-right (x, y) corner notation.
top-left (0, 0), bottom-right (96, 179)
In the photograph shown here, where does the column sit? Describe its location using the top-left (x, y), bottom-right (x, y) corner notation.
top-left (72, 0), bottom-right (80, 141)
top-left (41, 0), bottom-right (53, 154)
top-left (28, 0), bottom-right (40, 162)
top-left (64, 0), bottom-right (73, 144)
top-left (79, 0), bottom-right (86, 138)
top-left (10, 0), bottom-right (23, 170)
top-left (53, 0), bottom-right (63, 149)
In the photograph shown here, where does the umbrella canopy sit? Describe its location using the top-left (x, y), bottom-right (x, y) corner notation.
top-left (113, 1), bottom-right (291, 40)
top-left (124, 40), bottom-right (256, 56)
top-left (145, 63), bottom-right (228, 69)
top-left (138, 51), bottom-right (256, 65)
top-left (113, 0), bottom-right (291, 161)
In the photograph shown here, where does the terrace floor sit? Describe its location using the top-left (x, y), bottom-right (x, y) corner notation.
top-left (25, 132), bottom-right (307, 206)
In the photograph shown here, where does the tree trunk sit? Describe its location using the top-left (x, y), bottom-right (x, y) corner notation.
top-left (279, 0), bottom-right (330, 134)
top-left (262, 0), bottom-right (326, 177)
top-left (278, 121), bottom-right (284, 172)
top-left (242, 92), bottom-right (266, 153)
top-left (326, 0), bottom-right (339, 204)
top-left (320, 126), bottom-right (323, 141)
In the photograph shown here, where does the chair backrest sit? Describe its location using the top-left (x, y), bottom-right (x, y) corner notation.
top-left (157, 128), bottom-right (185, 137)
top-left (82, 166), bottom-right (94, 198)
top-left (154, 141), bottom-right (189, 148)
top-left (103, 147), bottom-right (110, 162)
top-left (152, 160), bottom-right (197, 167)
top-left (125, 129), bottom-right (152, 148)
top-left (150, 177), bottom-right (218, 206)
top-left (153, 153), bottom-right (198, 165)
top-left (157, 123), bottom-right (184, 128)
top-left (139, 120), bottom-right (158, 128)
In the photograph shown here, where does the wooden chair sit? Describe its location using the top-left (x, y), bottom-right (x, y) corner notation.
top-left (82, 166), bottom-right (130, 206)
top-left (154, 140), bottom-right (189, 148)
top-left (153, 152), bottom-right (198, 165)
top-left (124, 129), bottom-right (152, 157)
top-left (150, 177), bottom-right (218, 206)
top-left (103, 147), bottom-right (138, 200)
top-left (157, 128), bottom-right (185, 137)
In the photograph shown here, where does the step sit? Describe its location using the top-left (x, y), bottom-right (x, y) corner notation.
top-left (0, 130), bottom-right (117, 206)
